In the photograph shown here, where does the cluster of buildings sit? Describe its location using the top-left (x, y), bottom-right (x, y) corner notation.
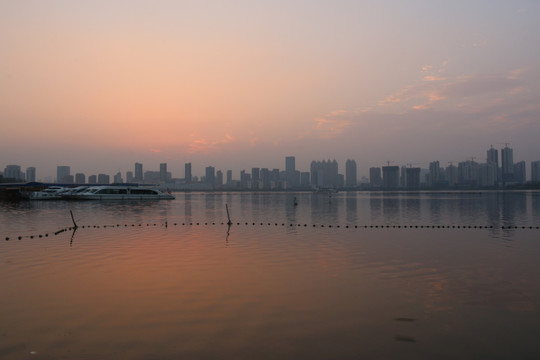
top-left (2, 145), bottom-right (540, 190)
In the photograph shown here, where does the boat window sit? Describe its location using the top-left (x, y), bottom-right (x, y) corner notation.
top-left (130, 189), bottom-right (158, 195)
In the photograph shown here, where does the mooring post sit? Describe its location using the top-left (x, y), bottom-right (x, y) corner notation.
top-left (226, 204), bottom-right (232, 226)
top-left (70, 210), bottom-right (78, 229)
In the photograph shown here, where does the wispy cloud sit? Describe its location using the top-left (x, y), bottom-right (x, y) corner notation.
top-left (186, 134), bottom-right (236, 154)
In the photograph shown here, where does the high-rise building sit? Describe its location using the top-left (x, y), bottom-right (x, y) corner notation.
top-left (88, 175), bottom-right (97, 184)
top-left (135, 163), bottom-right (143, 182)
top-left (185, 163), bottom-right (192, 182)
top-left (531, 161), bottom-right (540, 182)
top-left (75, 173), bottom-right (86, 184)
top-left (300, 172), bottom-right (310, 187)
top-left (261, 168), bottom-right (271, 189)
top-left (285, 156), bottom-right (296, 187)
top-left (160, 163), bottom-right (167, 182)
top-left (429, 161), bottom-right (440, 186)
top-left (310, 160), bottom-right (339, 188)
top-left (445, 164), bottom-right (458, 186)
top-left (251, 168), bottom-right (260, 190)
top-left (513, 161), bottom-right (526, 184)
top-left (4, 165), bottom-right (23, 181)
top-left (479, 163), bottom-right (497, 187)
top-left (216, 170), bottom-right (223, 188)
top-left (226, 170), bottom-right (232, 185)
top-left (57, 166), bottom-right (70, 183)
top-left (26, 167), bottom-right (36, 182)
top-left (205, 166), bottom-right (215, 188)
top-left (501, 146), bottom-right (514, 183)
top-left (126, 171), bottom-right (134, 183)
top-left (487, 145), bottom-right (499, 185)
top-left (345, 159), bottom-right (357, 187)
top-left (369, 167), bottom-right (382, 187)
top-left (405, 168), bottom-right (421, 189)
top-left (97, 174), bottom-right (110, 184)
top-left (113, 172), bottom-right (123, 183)
top-left (382, 166), bottom-right (399, 189)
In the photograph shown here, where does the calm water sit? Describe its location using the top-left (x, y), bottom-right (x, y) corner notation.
top-left (1, 191), bottom-right (540, 359)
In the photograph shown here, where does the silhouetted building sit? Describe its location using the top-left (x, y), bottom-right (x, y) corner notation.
top-left (458, 160), bottom-right (479, 186)
top-left (63, 175), bottom-right (74, 184)
top-left (513, 161), bottom-right (526, 184)
top-left (382, 166), bottom-right (399, 189)
top-left (135, 163), bottom-right (143, 182)
top-left (113, 172), bottom-right (123, 183)
top-left (160, 163), bottom-right (167, 182)
top-left (3, 165), bottom-right (22, 181)
top-left (252, 168), bottom-right (260, 190)
top-left (97, 174), bottom-right (110, 184)
top-left (126, 171), bottom-right (134, 183)
top-left (57, 166), bottom-right (70, 183)
top-left (532, 161), bottom-right (540, 182)
top-left (205, 166), bottom-right (215, 188)
top-left (445, 164), bottom-right (458, 186)
top-left (226, 170), bottom-right (232, 185)
top-left (26, 167), bottom-right (36, 182)
top-left (405, 168), bottom-right (421, 189)
top-left (501, 146), bottom-right (514, 183)
top-left (487, 145), bottom-right (499, 185)
top-left (479, 163), bottom-right (497, 187)
top-left (369, 167), bottom-right (382, 187)
top-left (185, 163), bottom-right (192, 182)
top-left (75, 173), bottom-right (86, 184)
top-left (216, 170), bottom-right (223, 188)
top-left (300, 172), bottom-right (310, 187)
top-left (88, 175), bottom-right (97, 184)
top-left (285, 156), bottom-right (296, 187)
top-left (261, 168), bottom-right (271, 189)
top-left (345, 159), bottom-right (357, 187)
top-left (311, 160), bottom-right (338, 188)
top-left (429, 161), bottom-right (440, 186)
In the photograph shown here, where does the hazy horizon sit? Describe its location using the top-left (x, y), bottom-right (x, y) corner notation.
top-left (2, 1), bottom-right (539, 180)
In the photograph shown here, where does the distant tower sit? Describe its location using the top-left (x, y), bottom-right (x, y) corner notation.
top-left (382, 166), bottom-right (399, 189)
top-left (57, 166), bottom-right (70, 183)
top-left (4, 165), bottom-right (23, 180)
top-left (429, 161), bottom-right (440, 186)
top-left (159, 163), bottom-right (167, 182)
top-left (487, 145), bottom-right (499, 185)
top-left (26, 167), bottom-right (36, 182)
top-left (226, 170), bottom-right (232, 185)
top-left (216, 170), bottom-right (223, 189)
top-left (134, 163), bottom-right (143, 182)
top-left (285, 156), bottom-right (296, 187)
top-left (501, 146), bottom-right (514, 184)
top-left (251, 168), bottom-right (260, 190)
top-left (369, 167), bottom-right (382, 187)
top-left (185, 163), bottom-right (192, 182)
top-left (531, 161), bottom-right (540, 182)
top-left (345, 159), bottom-right (357, 187)
top-left (205, 166), bottom-right (215, 188)
top-left (75, 173), bottom-right (86, 184)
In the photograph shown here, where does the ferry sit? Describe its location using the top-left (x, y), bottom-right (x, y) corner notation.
top-left (70, 186), bottom-right (175, 200)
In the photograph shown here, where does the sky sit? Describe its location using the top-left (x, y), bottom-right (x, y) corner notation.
top-left (1, 0), bottom-right (540, 180)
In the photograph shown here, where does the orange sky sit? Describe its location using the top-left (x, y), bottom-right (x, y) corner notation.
top-left (1, 1), bottom-right (539, 179)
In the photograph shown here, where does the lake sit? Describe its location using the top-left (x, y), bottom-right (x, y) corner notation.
top-left (1, 191), bottom-right (540, 359)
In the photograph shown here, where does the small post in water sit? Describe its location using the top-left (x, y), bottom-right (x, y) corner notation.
top-left (226, 204), bottom-right (232, 226)
top-left (70, 210), bottom-right (78, 229)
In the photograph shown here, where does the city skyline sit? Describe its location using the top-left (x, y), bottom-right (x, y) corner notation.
top-left (2, 144), bottom-right (539, 187)
top-left (1, 1), bottom-right (540, 179)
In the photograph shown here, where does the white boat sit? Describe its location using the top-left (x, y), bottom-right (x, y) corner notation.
top-left (29, 186), bottom-right (66, 200)
top-left (71, 186), bottom-right (175, 200)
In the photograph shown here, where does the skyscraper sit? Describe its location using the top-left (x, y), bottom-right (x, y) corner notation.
top-left (26, 167), bottom-right (36, 182)
top-left (4, 165), bottom-right (22, 180)
top-left (285, 156), bottom-right (296, 187)
top-left (369, 167), bottom-right (382, 187)
top-left (185, 163), bottom-right (192, 182)
top-left (251, 168), bottom-right (260, 190)
top-left (160, 163), bottom-right (167, 182)
top-left (487, 145), bottom-right (499, 185)
top-left (501, 146), bottom-right (514, 184)
top-left (345, 159), bottom-right (357, 187)
top-left (57, 166), bottom-right (70, 183)
top-left (382, 166), bottom-right (399, 189)
top-left (75, 173), bottom-right (86, 184)
top-left (205, 166), bottom-right (215, 188)
top-left (513, 161), bottom-right (526, 184)
top-left (226, 170), bottom-right (232, 185)
top-left (135, 163), bottom-right (143, 182)
top-left (429, 161), bottom-right (440, 186)
top-left (532, 161), bottom-right (540, 182)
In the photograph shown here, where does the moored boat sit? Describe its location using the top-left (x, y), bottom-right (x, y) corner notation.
top-left (71, 186), bottom-right (175, 200)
